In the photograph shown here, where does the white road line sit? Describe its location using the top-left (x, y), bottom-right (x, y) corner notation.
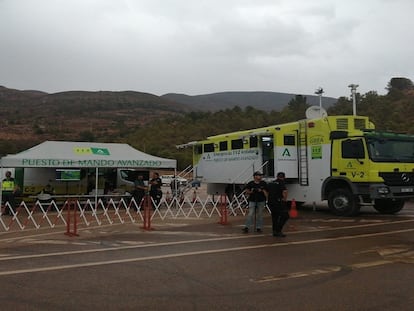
top-left (253, 266), bottom-right (343, 283)
top-left (1, 218), bottom-right (414, 243)
top-left (1, 217), bottom-right (413, 245)
top-left (252, 260), bottom-right (394, 283)
top-left (351, 260), bottom-right (393, 269)
top-left (1, 219), bottom-right (414, 262)
top-left (0, 234), bottom-right (262, 261)
top-left (18, 238), bottom-right (90, 246)
top-left (1, 227), bottom-right (414, 276)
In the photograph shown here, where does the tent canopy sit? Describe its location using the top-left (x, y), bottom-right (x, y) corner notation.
top-left (0, 141), bottom-right (176, 169)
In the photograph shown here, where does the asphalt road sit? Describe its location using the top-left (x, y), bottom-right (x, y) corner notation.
top-left (1, 202), bottom-right (414, 310)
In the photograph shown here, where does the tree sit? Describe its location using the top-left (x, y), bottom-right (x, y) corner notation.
top-left (280, 95), bottom-right (310, 120)
top-left (386, 77), bottom-right (414, 93)
top-left (327, 96), bottom-right (353, 116)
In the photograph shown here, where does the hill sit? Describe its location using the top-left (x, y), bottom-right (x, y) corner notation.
top-left (0, 86), bottom-right (188, 153)
top-left (0, 86), bottom-right (337, 155)
top-left (162, 91), bottom-right (337, 111)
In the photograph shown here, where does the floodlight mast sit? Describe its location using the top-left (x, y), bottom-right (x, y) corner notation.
top-left (314, 87), bottom-right (324, 116)
top-left (348, 84), bottom-right (359, 115)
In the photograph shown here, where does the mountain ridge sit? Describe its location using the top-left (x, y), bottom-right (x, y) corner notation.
top-left (162, 91), bottom-right (337, 111)
top-left (0, 85), bottom-right (337, 155)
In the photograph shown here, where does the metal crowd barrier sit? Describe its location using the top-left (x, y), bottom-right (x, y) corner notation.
top-left (0, 193), bottom-right (251, 232)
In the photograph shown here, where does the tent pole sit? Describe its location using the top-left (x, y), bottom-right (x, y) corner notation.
top-left (0, 165), bottom-right (3, 207)
top-left (95, 167), bottom-right (98, 208)
top-left (174, 167), bottom-right (178, 209)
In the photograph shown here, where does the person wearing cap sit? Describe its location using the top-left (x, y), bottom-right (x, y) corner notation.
top-left (267, 172), bottom-right (289, 237)
top-left (242, 171), bottom-right (268, 233)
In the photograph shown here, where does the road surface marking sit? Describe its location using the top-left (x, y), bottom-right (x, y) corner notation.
top-left (252, 260), bottom-right (394, 283)
top-left (1, 227), bottom-right (414, 276)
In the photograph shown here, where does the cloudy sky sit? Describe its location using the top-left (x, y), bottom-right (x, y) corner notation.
top-left (1, 0), bottom-right (413, 98)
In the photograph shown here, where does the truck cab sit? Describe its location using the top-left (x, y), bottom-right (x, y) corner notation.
top-left (327, 130), bottom-right (414, 215)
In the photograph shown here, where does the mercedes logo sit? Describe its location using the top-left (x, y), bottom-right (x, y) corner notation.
top-left (401, 173), bottom-right (410, 183)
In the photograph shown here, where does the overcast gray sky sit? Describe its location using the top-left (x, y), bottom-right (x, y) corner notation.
top-left (1, 0), bottom-right (413, 98)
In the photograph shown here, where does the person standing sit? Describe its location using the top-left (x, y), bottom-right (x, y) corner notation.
top-left (2, 171), bottom-right (20, 214)
top-left (242, 171), bottom-right (268, 233)
top-left (267, 172), bottom-right (289, 237)
top-left (149, 172), bottom-right (162, 208)
top-left (133, 175), bottom-right (147, 210)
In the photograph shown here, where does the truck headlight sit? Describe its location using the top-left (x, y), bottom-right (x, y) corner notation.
top-left (377, 187), bottom-right (390, 194)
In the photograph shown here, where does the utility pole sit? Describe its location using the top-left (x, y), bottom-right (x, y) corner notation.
top-left (348, 84), bottom-right (359, 115)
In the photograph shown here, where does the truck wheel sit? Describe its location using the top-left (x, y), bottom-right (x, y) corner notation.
top-left (328, 188), bottom-right (360, 216)
top-left (373, 199), bottom-right (405, 214)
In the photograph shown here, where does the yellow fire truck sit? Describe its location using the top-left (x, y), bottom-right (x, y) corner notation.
top-left (183, 107), bottom-right (414, 216)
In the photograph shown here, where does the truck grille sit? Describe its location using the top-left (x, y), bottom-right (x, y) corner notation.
top-left (379, 172), bottom-right (414, 186)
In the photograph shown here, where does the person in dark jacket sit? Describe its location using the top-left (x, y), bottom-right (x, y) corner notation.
top-left (267, 172), bottom-right (289, 237)
top-left (242, 171), bottom-right (268, 233)
top-left (133, 175), bottom-right (147, 210)
top-left (149, 172), bottom-right (162, 209)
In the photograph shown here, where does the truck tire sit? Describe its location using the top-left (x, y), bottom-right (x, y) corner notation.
top-left (373, 199), bottom-right (405, 214)
top-left (328, 188), bottom-right (360, 216)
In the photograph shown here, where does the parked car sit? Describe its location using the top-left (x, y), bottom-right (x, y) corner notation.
top-left (160, 175), bottom-right (187, 186)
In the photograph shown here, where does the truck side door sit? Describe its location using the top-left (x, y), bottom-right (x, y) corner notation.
top-left (331, 138), bottom-right (369, 182)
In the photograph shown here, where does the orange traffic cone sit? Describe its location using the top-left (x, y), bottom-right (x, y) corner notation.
top-left (289, 198), bottom-right (298, 218)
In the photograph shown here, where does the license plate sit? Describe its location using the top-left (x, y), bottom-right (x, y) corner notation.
top-left (401, 188), bottom-right (414, 193)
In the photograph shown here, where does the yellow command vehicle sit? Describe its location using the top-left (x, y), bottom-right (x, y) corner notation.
top-left (186, 108), bottom-right (414, 216)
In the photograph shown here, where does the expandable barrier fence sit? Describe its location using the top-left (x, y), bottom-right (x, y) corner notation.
top-left (0, 192), bottom-right (254, 233)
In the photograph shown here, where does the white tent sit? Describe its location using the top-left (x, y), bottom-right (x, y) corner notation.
top-left (0, 141), bottom-right (176, 169)
top-left (0, 141), bottom-right (177, 204)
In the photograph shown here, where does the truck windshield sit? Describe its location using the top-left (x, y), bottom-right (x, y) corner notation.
top-left (366, 136), bottom-right (414, 162)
